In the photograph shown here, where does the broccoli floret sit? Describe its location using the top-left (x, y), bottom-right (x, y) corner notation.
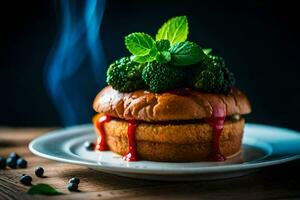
top-left (142, 62), bottom-right (184, 92)
top-left (208, 55), bottom-right (225, 68)
top-left (192, 56), bottom-right (235, 94)
top-left (106, 57), bottom-right (146, 92)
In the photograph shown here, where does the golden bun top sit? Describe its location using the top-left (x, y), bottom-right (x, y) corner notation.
top-left (93, 86), bottom-right (251, 122)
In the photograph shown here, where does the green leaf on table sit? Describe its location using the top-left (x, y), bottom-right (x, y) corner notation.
top-left (156, 16), bottom-right (189, 45)
top-left (27, 184), bottom-right (62, 195)
top-left (125, 32), bottom-right (156, 56)
top-left (203, 48), bottom-right (213, 55)
top-left (156, 39), bottom-right (170, 51)
top-left (169, 41), bottom-right (205, 66)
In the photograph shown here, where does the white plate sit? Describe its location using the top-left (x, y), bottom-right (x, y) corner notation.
top-left (29, 124), bottom-right (300, 181)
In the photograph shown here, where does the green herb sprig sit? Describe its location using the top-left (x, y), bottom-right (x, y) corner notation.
top-left (125, 16), bottom-right (205, 66)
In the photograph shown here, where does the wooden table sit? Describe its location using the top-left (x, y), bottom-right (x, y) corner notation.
top-left (1, 127), bottom-right (300, 200)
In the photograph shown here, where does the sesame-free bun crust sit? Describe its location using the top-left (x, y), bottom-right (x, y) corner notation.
top-left (95, 118), bottom-right (244, 162)
top-left (93, 86), bottom-right (251, 122)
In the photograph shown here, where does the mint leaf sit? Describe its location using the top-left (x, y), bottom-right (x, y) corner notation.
top-left (156, 40), bottom-right (170, 51)
top-left (132, 55), bottom-right (156, 63)
top-left (203, 48), bottom-right (213, 55)
top-left (131, 46), bottom-right (158, 63)
top-left (170, 41), bottom-right (205, 66)
top-left (125, 32), bottom-right (156, 56)
top-left (27, 184), bottom-right (62, 195)
top-left (156, 51), bottom-right (171, 63)
top-left (156, 16), bottom-right (188, 45)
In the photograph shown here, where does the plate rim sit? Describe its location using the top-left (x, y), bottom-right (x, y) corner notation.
top-left (29, 123), bottom-right (300, 175)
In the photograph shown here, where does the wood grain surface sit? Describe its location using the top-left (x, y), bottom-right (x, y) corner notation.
top-left (1, 127), bottom-right (300, 200)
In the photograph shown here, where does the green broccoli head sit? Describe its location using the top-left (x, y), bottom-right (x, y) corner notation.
top-left (142, 62), bottom-right (185, 93)
top-left (208, 55), bottom-right (225, 68)
top-left (192, 56), bottom-right (235, 94)
top-left (106, 57), bottom-right (146, 92)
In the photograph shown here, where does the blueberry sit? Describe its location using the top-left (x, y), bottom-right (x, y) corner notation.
top-left (67, 182), bottom-right (78, 191)
top-left (20, 175), bottom-right (32, 186)
top-left (8, 152), bottom-right (20, 160)
top-left (34, 166), bottom-right (44, 177)
top-left (68, 177), bottom-right (80, 185)
top-left (84, 141), bottom-right (95, 151)
top-left (16, 158), bottom-right (27, 168)
top-left (0, 156), bottom-right (6, 169)
top-left (6, 157), bottom-right (17, 169)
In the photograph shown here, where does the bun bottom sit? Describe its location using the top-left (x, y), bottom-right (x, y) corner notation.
top-left (96, 119), bottom-right (244, 162)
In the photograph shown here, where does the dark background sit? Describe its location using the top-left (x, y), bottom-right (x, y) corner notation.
top-left (1, 0), bottom-right (299, 130)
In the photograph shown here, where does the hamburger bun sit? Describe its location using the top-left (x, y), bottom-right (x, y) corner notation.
top-left (93, 86), bottom-right (251, 122)
top-left (94, 117), bottom-right (244, 162)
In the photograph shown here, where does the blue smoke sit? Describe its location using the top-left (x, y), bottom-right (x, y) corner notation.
top-left (44, 0), bottom-right (107, 126)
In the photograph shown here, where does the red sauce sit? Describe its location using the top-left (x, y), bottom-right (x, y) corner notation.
top-left (207, 106), bottom-right (226, 161)
top-left (95, 114), bottom-right (111, 151)
top-left (123, 120), bottom-right (138, 161)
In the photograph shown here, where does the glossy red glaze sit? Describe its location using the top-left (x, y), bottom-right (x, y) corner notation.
top-left (207, 106), bottom-right (226, 161)
top-left (95, 114), bottom-right (111, 151)
top-left (123, 120), bottom-right (139, 162)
